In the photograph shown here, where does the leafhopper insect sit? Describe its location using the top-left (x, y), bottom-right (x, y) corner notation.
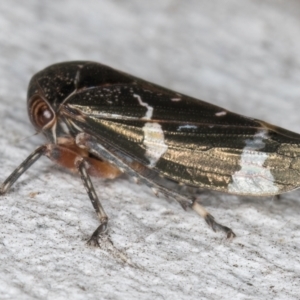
top-left (1, 61), bottom-right (299, 245)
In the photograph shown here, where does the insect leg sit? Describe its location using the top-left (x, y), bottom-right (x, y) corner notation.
top-left (1, 143), bottom-right (110, 246)
top-left (43, 144), bottom-right (110, 246)
top-left (76, 158), bottom-right (108, 247)
top-left (76, 133), bottom-right (236, 239)
top-left (0, 145), bottom-right (47, 195)
top-left (192, 200), bottom-right (236, 238)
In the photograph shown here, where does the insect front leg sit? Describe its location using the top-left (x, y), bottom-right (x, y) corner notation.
top-left (75, 158), bottom-right (109, 247)
top-left (0, 145), bottom-right (47, 195)
top-left (1, 143), bottom-right (115, 246)
top-left (43, 144), bottom-right (114, 247)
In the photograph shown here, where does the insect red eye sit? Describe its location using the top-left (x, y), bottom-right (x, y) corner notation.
top-left (29, 97), bottom-right (55, 129)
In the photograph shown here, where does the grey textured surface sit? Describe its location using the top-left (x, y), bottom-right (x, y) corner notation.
top-left (0, 1), bottom-right (300, 299)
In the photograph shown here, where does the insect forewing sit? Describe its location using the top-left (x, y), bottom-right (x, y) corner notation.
top-left (60, 77), bottom-right (300, 197)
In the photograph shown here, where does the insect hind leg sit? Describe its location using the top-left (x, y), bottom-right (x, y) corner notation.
top-left (192, 200), bottom-right (236, 238)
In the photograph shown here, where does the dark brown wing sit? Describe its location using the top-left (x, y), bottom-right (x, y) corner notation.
top-left (61, 75), bottom-right (300, 196)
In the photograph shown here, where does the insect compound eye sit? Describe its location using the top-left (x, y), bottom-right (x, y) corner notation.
top-left (29, 96), bottom-right (55, 129)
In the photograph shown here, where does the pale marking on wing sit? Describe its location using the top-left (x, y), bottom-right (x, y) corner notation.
top-left (177, 124), bottom-right (198, 131)
top-left (215, 111), bottom-right (227, 117)
top-left (133, 94), bottom-right (153, 120)
top-left (228, 129), bottom-right (279, 195)
top-left (171, 98), bottom-right (181, 102)
top-left (142, 122), bottom-right (168, 168)
top-left (74, 70), bottom-right (80, 87)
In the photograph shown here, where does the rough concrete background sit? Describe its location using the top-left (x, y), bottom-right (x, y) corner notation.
top-left (0, 1), bottom-right (300, 299)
